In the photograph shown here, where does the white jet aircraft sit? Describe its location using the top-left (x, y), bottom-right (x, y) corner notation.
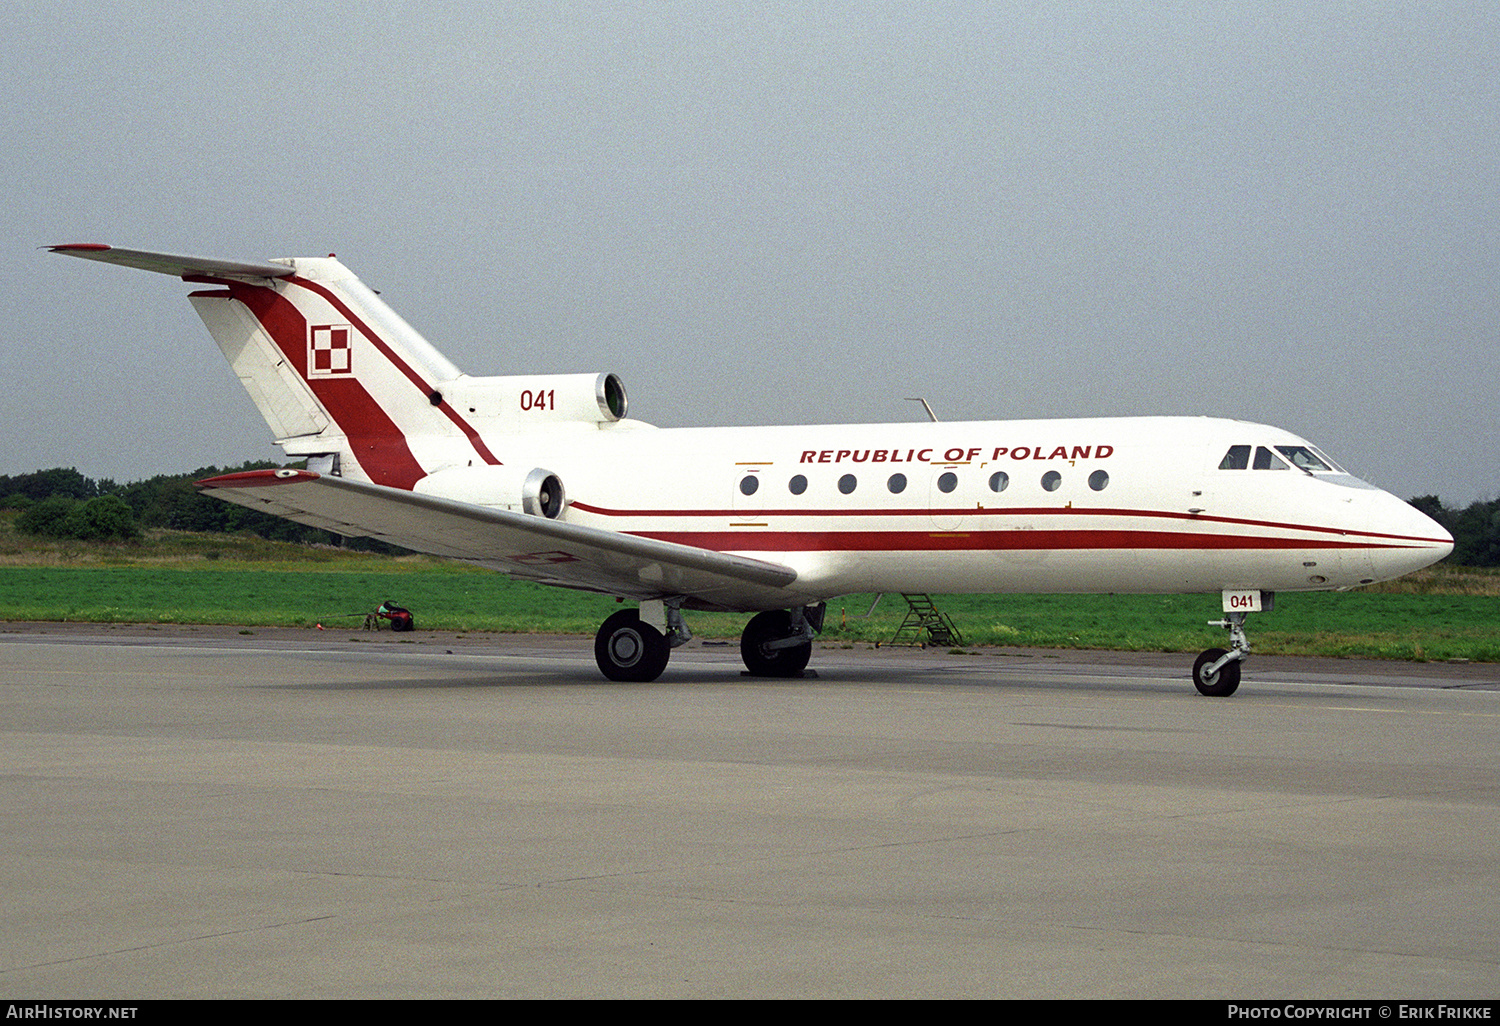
top-left (51, 244), bottom-right (1454, 695)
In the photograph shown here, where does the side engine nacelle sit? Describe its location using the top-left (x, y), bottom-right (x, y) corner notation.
top-left (433, 371), bottom-right (627, 426)
top-left (414, 464), bottom-right (567, 519)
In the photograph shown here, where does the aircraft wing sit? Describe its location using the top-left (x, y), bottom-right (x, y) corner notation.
top-left (197, 469), bottom-right (801, 610)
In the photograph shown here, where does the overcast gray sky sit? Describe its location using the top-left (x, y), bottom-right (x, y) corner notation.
top-left (4, 1), bottom-right (1496, 503)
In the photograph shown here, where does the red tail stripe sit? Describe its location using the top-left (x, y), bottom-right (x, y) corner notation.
top-left (225, 283), bottom-right (427, 489)
top-left (284, 275), bottom-right (502, 467)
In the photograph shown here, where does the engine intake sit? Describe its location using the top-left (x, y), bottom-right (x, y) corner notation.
top-left (434, 372), bottom-right (627, 425)
top-left (414, 465), bottom-right (568, 519)
top-left (522, 468), bottom-right (565, 519)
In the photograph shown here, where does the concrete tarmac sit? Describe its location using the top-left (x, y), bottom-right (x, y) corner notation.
top-left (1, 623), bottom-right (1497, 999)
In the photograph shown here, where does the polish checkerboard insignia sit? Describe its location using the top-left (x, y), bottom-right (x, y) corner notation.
top-left (308, 324), bottom-right (353, 377)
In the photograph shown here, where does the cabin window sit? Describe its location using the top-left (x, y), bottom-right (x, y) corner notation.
top-left (838, 474), bottom-right (857, 495)
top-left (1041, 470), bottom-right (1062, 492)
top-left (937, 472), bottom-right (958, 493)
top-left (988, 471), bottom-right (1009, 492)
top-left (1253, 446), bottom-right (1289, 470)
top-left (1089, 470), bottom-right (1109, 491)
top-left (1219, 445), bottom-right (1250, 470)
top-left (739, 475), bottom-right (759, 496)
top-left (887, 473), bottom-right (907, 494)
top-left (788, 474), bottom-right (807, 495)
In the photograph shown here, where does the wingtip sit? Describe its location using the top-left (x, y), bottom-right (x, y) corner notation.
top-left (196, 468), bottom-right (322, 490)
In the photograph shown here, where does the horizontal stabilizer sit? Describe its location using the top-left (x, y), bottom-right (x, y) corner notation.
top-left (197, 469), bottom-right (801, 608)
top-left (48, 244), bottom-right (293, 281)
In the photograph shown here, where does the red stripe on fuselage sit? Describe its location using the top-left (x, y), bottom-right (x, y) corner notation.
top-left (567, 501), bottom-right (1442, 548)
top-left (624, 528), bottom-right (1423, 553)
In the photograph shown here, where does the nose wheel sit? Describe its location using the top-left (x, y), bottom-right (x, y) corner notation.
top-left (1192, 646), bottom-right (1242, 696)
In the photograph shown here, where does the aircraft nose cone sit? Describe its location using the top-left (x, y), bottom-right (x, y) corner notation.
top-left (1366, 491), bottom-right (1453, 582)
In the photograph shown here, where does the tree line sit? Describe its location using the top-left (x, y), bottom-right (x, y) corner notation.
top-left (0, 463), bottom-right (378, 547)
top-left (2, 465), bottom-right (1496, 566)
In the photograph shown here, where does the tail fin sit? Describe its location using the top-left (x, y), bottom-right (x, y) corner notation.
top-left (50, 245), bottom-right (501, 488)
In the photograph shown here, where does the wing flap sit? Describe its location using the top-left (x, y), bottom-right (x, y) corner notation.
top-left (197, 469), bottom-right (801, 608)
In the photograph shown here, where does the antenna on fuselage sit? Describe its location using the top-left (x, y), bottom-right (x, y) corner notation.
top-left (904, 397), bottom-right (939, 422)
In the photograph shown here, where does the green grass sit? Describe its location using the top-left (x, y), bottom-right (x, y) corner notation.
top-left (816, 588), bottom-right (1500, 662)
top-left (0, 519), bottom-right (1495, 661)
top-left (0, 562), bottom-right (622, 633)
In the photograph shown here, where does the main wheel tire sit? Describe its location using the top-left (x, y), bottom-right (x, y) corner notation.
top-left (595, 610), bottom-right (671, 682)
top-left (1192, 647), bottom-right (1241, 697)
top-left (740, 610), bottom-right (812, 678)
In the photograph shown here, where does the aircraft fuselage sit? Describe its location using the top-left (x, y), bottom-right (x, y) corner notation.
top-left (414, 415), bottom-right (1447, 609)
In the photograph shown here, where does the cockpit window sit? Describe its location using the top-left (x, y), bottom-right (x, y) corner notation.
top-left (1219, 445), bottom-right (1250, 470)
top-left (1275, 445), bottom-right (1337, 473)
top-left (1223, 442), bottom-right (1345, 473)
top-left (1253, 446), bottom-right (1289, 470)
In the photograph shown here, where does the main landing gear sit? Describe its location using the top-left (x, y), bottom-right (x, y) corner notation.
top-left (592, 602), bottom-right (824, 682)
top-left (740, 606), bottom-right (821, 678)
top-left (594, 609), bottom-right (674, 682)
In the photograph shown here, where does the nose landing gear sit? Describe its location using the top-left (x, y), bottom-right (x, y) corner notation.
top-left (1193, 591), bottom-right (1271, 696)
top-left (1193, 612), bottom-right (1248, 696)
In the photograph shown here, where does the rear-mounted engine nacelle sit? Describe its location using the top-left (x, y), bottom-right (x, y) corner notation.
top-left (432, 371), bottom-right (627, 425)
top-left (414, 465), bottom-right (567, 519)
